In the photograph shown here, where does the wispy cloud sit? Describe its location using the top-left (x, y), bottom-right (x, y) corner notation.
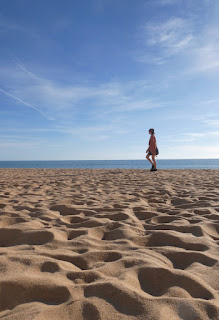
top-left (158, 0), bottom-right (178, 4)
top-left (183, 133), bottom-right (205, 138)
top-left (182, 131), bottom-right (219, 139)
top-left (203, 119), bottom-right (219, 127)
top-left (0, 119), bottom-right (131, 142)
top-left (110, 99), bottom-right (163, 112)
top-left (12, 56), bottom-right (40, 81)
top-left (138, 0), bottom-right (219, 76)
top-left (0, 57), bottom-right (168, 145)
top-left (150, 18), bottom-right (192, 51)
top-left (189, 41), bottom-right (219, 73)
top-left (161, 144), bottom-right (219, 159)
top-left (0, 59), bottom-right (163, 120)
top-left (146, 0), bottom-right (181, 7)
top-left (0, 88), bottom-right (49, 119)
top-left (138, 17), bottom-right (193, 64)
top-left (161, 129), bottom-right (219, 146)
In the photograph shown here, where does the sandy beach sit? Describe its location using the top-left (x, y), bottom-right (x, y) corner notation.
top-left (0, 168), bottom-right (218, 319)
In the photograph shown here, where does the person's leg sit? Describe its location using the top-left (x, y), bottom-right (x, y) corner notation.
top-left (152, 155), bottom-right (157, 169)
top-left (146, 153), bottom-right (153, 166)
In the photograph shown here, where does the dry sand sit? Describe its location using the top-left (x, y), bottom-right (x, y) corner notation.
top-left (0, 168), bottom-right (218, 320)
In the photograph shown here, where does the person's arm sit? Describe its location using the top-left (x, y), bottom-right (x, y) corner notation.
top-left (150, 136), bottom-right (156, 153)
top-left (154, 136), bottom-right (157, 147)
top-left (146, 137), bottom-right (151, 152)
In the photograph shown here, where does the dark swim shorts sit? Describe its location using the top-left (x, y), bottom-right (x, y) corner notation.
top-left (147, 147), bottom-right (159, 156)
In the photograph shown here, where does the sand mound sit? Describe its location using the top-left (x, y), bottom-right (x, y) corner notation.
top-left (0, 168), bottom-right (218, 319)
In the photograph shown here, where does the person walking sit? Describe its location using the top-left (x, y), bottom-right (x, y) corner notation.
top-left (146, 128), bottom-right (158, 171)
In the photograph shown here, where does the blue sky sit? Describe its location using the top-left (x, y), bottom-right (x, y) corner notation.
top-left (0, 0), bottom-right (219, 160)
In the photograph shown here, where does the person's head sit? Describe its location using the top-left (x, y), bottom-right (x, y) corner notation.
top-left (149, 128), bottom-right (155, 135)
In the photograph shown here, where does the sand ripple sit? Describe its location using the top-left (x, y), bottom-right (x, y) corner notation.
top-left (0, 168), bottom-right (218, 319)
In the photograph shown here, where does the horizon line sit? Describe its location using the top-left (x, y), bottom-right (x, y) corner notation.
top-left (0, 158), bottom-right (219, 161)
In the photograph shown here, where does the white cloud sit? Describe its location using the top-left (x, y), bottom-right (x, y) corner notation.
top-left (0, 60), bottom-right (163, 119)
top-left (161, 144), bottom-right (219, 159)
top-left (183, 133), bottom-right (205, 138)
top-left (113, 99), bottom-right (163, 112)
top-left (158, 0), bottom-right (178, 4)
top-left (146, 0), bottom-right (180, 7)
top-left (161, 130), bottom-right (219, 146)
top-left (140, 17), bottom-right (193, 63)
top-left (138, 1), bottom-right (219, 75)
top-left (190, 41), bottom-right (219, 73)
top-left (203, 119), bottom-right (219, 127)
top-left (0, 120), bottom-right (130, 143)
top-left (181, 131), bottom-right (219, 140)
top-left (201, 114), bottom-right (219, 128)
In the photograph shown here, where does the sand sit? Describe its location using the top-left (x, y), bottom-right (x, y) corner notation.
top-left (0, 168), bottom-right (218, 320)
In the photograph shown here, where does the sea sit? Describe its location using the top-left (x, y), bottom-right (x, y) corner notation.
top-left (0, 159), bottom-right (219, 169)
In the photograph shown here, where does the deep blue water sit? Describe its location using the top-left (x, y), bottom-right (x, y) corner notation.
top-left (0, 159), bottom-right (219, 169)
